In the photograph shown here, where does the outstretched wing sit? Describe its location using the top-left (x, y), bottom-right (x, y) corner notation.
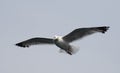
top-left (63, 26), bottom-right (109, 43)
top-left (16, 37), bottom-right (54, 47)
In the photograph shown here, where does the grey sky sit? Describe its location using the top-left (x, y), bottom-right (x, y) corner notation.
top-left (0, 0), bottom-right (120, 73)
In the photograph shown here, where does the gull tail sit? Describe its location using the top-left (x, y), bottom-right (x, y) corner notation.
top-left (59, 45), bottom-right (79, 55)
top-left (68, 45), bottom-right (80, 55)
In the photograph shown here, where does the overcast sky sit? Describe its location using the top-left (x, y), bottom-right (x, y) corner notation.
top-left (0, 0), bottom-right (120, 73)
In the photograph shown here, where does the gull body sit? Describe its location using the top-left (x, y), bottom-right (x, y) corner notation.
top-left (54, 36), bottom-right (74, 55)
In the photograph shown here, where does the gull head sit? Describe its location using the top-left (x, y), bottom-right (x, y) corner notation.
top-left (53, 35), bottom-right (63, 41)
top-left (54, 35), bottom-right (59, 39)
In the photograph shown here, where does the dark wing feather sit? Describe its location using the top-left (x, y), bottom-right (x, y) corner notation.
top-left (16, 37), bottom-right (54, 48)
top-left (63, 26), bottom-right (109, 43)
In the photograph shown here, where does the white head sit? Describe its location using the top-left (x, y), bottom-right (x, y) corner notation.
top-left (54, 35), bottom-right (59, 39)
top-left (53, 35), bottom-right (63, 41)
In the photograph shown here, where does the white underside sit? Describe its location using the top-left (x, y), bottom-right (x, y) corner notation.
top-left (59, 45), bottom-right (80, 55)
top-left (54, 35), bottom-right (79, 55)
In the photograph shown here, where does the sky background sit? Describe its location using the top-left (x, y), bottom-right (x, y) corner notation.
top-left (0, 0), bottom-right (120, 73)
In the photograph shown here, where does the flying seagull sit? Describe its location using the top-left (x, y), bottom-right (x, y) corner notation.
top-left (16, 26), bottom-right (109, 55)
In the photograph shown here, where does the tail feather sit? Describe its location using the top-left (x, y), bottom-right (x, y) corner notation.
top-left (69, 45), bottom-right (79, 55)
top-left (64, 45), bottom-right (80, 55)
top-left (59, 45), bottom-right (79, 55)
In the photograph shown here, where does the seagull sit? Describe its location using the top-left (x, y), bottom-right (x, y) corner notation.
top-left (16, 26), bottom-right (109, 55)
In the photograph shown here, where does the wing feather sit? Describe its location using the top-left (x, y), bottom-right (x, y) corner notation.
top-left (16, 37), bottom-right (54, 47)
top-left (63, 26), bottom-right (109, 43)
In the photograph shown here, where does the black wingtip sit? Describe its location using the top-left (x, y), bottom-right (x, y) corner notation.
top-left (15, 42), bottom-right (28, 48)
top-left (102, 26), bottom-right (110, 33)
top-left (16, 43), bottom-right (24, 47)
top-left (98, 26), bottom-right (110, 33)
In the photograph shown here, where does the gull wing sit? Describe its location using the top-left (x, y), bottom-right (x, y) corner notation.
top-left (63, 26), bottom-right (109, 43)
top-left (16, 37), bottom-right (54, 47)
